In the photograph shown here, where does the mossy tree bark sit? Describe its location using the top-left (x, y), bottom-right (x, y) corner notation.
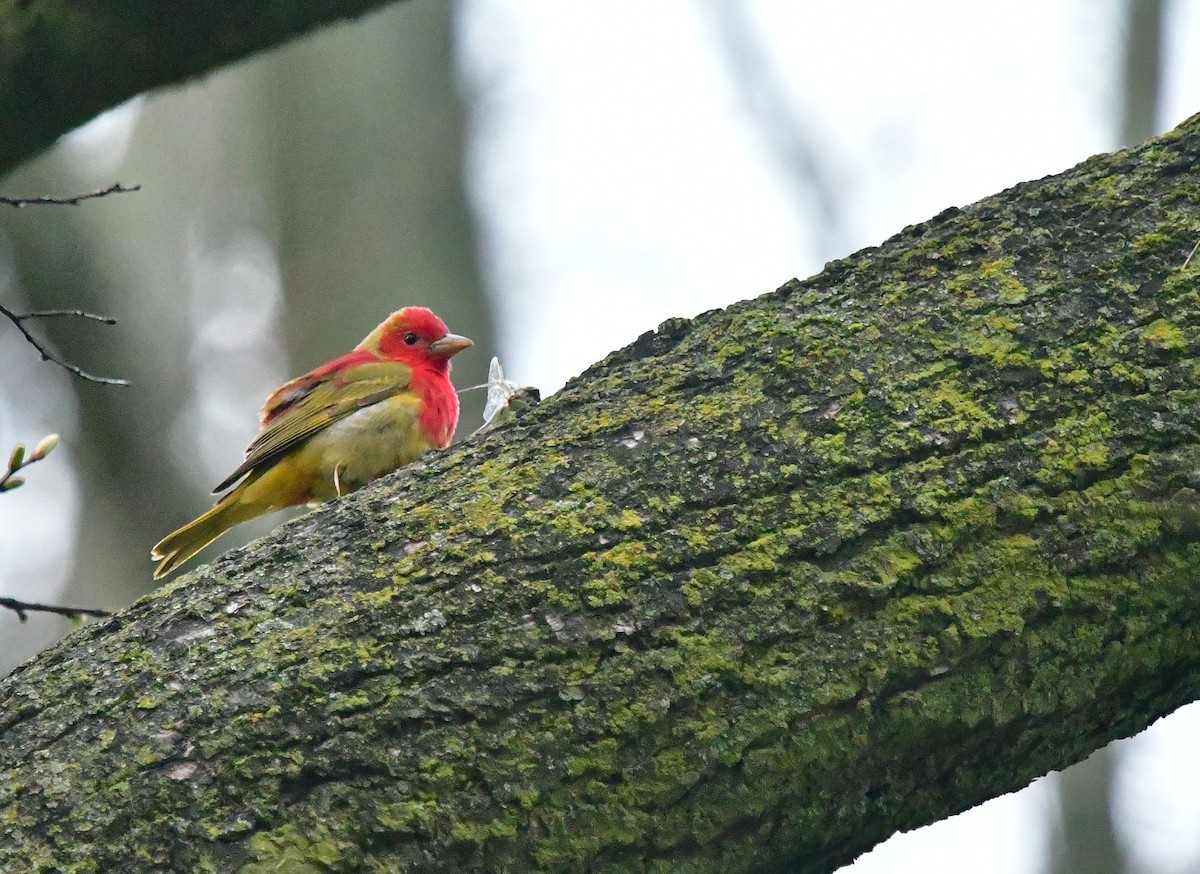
top-left (4, 118), bottom-right (1200, 871)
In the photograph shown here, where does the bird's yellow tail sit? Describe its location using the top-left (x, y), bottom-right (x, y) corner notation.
top-left (151, 483), bottom-right (262, 579)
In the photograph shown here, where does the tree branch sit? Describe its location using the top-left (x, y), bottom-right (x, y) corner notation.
top-left (0, 182), bottom-right (140, 208)
top-left (0, 597), bottom-right (111, 623)
top-left (0, 302), bottom-right (129, 385)
top-left (3, 115), bottom-right (1200, 872)
top-left (0, 1), bottom-right (410, 175)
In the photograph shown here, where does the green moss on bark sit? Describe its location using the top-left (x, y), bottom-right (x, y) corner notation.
top-left (4, 115), bottom-right (1200, 873)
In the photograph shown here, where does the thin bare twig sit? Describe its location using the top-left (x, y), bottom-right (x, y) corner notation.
top-left (0, 302), bottom-right (129, 385)
top-left (0, 182), bottom-right (141, 208)
top-left (16, 308), bottom-right (118, 324)
top-left (0, 597), bottom-right (111, 622)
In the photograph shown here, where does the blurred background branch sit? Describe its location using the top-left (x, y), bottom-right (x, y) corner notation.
top-left (702, 1), bottom-right (847, 263)
top-left (0, 0), bottom-right (407, 175)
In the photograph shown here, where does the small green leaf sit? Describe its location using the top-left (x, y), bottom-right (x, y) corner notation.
top-left (1, 476), bottom-right (25, 492)
top-left (7, 444), bottom-right (24, 471)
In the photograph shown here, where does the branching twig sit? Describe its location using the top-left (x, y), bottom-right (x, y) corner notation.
top-left (703, 4), bottom-right (846, 262)
top-left (1, 434), bottom-right (59, 493)
top-left (0, 182), bottom-right (141, 208)
top-left (0, 597), bottom-right (111, 622)
top-left (0, 302), bottom-right (129, 385)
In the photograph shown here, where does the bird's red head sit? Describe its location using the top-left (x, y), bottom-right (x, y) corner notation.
top-left (361, 307), bottom-right (473, 368)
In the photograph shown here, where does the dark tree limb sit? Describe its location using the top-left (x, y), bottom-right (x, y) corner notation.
top-left (3, 116), bottom-right (1200, 872)
top-left (0, 0), bottom-right (406, 175)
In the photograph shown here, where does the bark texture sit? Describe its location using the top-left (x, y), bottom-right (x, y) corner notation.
top-left (0, 0), bottom-right (403, 175)
top-left (4, 117), bottom-right (1200, 872)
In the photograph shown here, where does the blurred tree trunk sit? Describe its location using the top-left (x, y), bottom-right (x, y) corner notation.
top-left (1120, 0), bottom-right (1164, 148)
top-left (2, 113), bottom-right (1200, 872)
top-left (705, 1), bottom-right (846, 263)
top-left (1052, 751), bottom-right (1126, 874)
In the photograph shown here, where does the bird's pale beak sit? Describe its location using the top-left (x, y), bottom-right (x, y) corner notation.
top-left (429, 333), bottom-right (473, 359)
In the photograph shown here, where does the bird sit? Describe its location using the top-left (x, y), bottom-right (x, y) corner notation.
top-left (151, 306), bottom-right (472, 579)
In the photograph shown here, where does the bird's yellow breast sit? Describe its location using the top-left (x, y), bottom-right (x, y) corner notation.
top-left (297, 393), bottom-right (431, 501)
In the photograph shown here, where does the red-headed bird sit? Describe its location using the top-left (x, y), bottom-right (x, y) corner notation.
top-left (152, 307), bottom-right (472, 579)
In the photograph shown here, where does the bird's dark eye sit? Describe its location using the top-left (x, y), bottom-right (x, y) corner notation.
top-left (404, 332), bottom-right (419, 346)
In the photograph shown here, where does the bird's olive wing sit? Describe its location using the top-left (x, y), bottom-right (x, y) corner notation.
top-left (212, 360), bottom-right (414, 494)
